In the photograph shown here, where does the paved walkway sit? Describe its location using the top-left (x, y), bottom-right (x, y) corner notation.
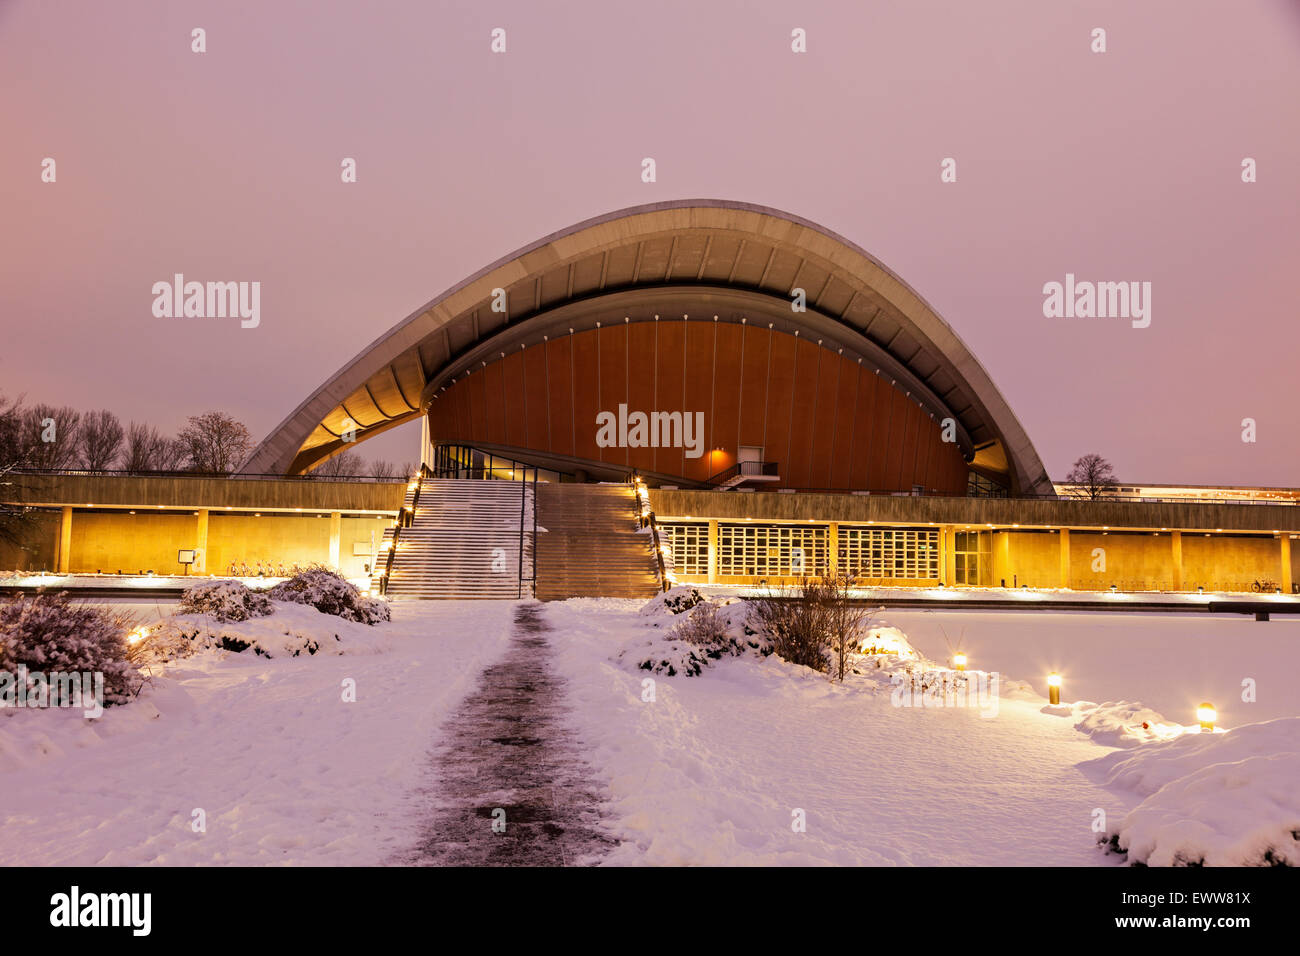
top-left (412, 603), bottom-right (616, 865)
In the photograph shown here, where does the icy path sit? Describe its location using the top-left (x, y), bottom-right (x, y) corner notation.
top-left (408, 604), bottom-right (617, 865)
top-left (0, 602), bottom-right (517, 866)
top-left (547, 599), bottom-right (1141, 866)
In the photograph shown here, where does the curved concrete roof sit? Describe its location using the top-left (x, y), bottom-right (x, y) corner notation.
top-left (240, 200), bottom-right (1052, 495)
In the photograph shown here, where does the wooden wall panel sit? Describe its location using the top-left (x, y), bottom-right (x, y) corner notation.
top-left (598, 324), bottom-right (629, 468)
top-left (626, 322), bottom-right (658, 474)
top-left (653, 321), bottom-right (686, 479)
top-left (829, 359), bottom-right (859, 489)
top-left (424, 321), bottom-right (969, 494)
top-left (682, 322), bottom-right (715, 483)
top-left (737, 325), bottom-right (769, 449)
top-left (521, 343), bottom-right (549, 449)
top-left (546, 336), bottom-right (575, 458)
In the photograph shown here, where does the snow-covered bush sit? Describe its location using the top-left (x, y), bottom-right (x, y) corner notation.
top-left (634, 593), bottom-right (771, 676)
top-left (154, 601), bottom-right (392, 659)
top-left (268, 566), bottom-right (389, 624)
top-left (640, 585), bottom-right (706, 618)
top-left (746, 582), bottom-right (832, 673)
top-left (178, 580), bottom-right (272, 623)
top-left (0, 592), bottom-right (139, 705)
top-left (1087, 717), bottom-right (1300, 866)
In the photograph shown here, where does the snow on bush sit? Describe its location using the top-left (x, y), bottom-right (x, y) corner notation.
top-left (639, 585), bottom-right (707, 618)
top-left (178, 580), bottom-right (272, 622)
top-left (632, 591), bottom-right (771, 676)
top-left (153, 601), bottom-right (394, 659)
top-left (0, 592), bottom-right (140, 706)
top-left (268, 565), bottom-right (389, 624)
top-left (1068, 700), bottom-right (1184, 747)
top-left (1086, 717), bottom-right (1300, 866)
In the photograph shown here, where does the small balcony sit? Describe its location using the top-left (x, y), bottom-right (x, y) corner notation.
top-left (706, 460), bottom-right (781, 490)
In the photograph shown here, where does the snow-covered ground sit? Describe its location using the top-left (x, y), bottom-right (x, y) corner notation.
top-left (3, 596), bottom-right (1296, 866)
top-left (0, 600), bottom-right (515, 865)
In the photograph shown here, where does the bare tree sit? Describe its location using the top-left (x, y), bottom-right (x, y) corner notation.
top-left (21, 404), bottom-right (81, 470)
top-left (369, 459), bottom-right (400, 479)
top-left (78, 409), bottom-right (125, 470)
top-left (1063, 453), bottom-right (1118, 500)
top-left (177, 411), bottom-right (252, 473)
top-left (312, 449), bottom-right (366, 478)
top-left (122, 422), bottom-right (188, 472)
top-left (0, 394), bottom-right (34, 545)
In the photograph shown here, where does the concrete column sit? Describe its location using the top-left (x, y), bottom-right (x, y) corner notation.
top-left (194, 509), bottom-right (209, 574)
top-left (707, 519), bottom-right (719, 584)
top-left (58, 506), bottom-right (73, 573)
top-left (946, 527), bottom-right (957, 585)
top-left (1281, 535), bottom-right (1292, 594)
top-left (328, 512), bottom-right (342, 569)
top-left (938, 525), bottom-right (952, 586)
top-left (994, 531), bottom-right (1011, 588)
top-left (1059, 529), bottom-right (1070, 589)
top-left (1171, 531), bottom-right (1183, 591)
top-left (828, 522), bottom-right (839, 578)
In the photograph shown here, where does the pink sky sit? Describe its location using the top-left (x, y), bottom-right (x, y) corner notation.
top-left (2, 0), bottom-right (1297, 485)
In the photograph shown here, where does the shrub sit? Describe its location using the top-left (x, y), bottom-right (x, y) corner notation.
top-left (178, 580), bottom-right (273, 622)
top-left (268, 565), bottom-right (389, 624)
top-left (746, 578), bottom-right (835, 674)
top-left (0, 592), bottom-right (140, 705)
top-left (670, 601), bottom-right (729, 651)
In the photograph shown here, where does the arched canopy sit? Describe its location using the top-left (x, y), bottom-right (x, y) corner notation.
top-left (241, 200), bottom-right (1051, 495)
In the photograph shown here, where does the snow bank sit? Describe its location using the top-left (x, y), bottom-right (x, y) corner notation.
top-left (155, 601), bottom-right (396, 659)
top-left (1066, 700), bottom-right (1185, 747)
top-left (1084, 718), bottom-right (1300, 866)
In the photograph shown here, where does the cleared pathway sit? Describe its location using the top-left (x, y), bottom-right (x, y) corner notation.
top-left (412, 603), bottom-right (616, 865)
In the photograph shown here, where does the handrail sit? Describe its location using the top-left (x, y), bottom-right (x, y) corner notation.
top-left (379, 471), bottom-right (423, 595)
top-left (631, 472), bottom-right (670, 592)
top-left (705, 459), bottom-right (780, 485)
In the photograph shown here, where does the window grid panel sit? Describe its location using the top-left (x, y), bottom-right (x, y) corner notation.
top-left (659, 522), bottom-right (709, 575)
top-left (838, 527), bottom-right (940, 580)
top-left (716, 524), bottom-right (828, 578)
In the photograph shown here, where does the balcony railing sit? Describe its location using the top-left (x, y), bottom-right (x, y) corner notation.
top-left (706, 460), bottom-right (780, 486)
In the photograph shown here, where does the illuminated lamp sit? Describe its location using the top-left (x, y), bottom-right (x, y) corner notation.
top-left (1047, 672), bottom-right (1061, 706)
top-left (952, 652), bottom-right (967, 672)
top-left (1197, 702), bottom-right (1217, 732)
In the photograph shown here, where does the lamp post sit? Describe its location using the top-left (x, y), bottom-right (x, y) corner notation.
top-left (1197, 702), bottom-right (1217, 732)
top-left (1047, 672), bottom-right (1061, 706)
top-left (952, 652), bottom-right (967, 672)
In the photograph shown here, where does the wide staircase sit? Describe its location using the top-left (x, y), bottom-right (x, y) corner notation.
top-left (534, 483), bottom-right (661, 601)
top-left (376, 478), bottom-right (533, 599)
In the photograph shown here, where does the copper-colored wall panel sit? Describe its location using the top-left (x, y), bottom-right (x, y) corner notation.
top-left (711, 323), bottom-right (744, 461)
top-left (809, 350), bottom-right (841, 487)
top-left (829, 359), bottom-right (859, 489)
top-left (424, 321), bottom-right (968, 494)
top-left (501, 351), bottom-right (527, 448)
top-left (653, 321), bottom-right (686, 479)
top-left (784, 338), bottom-right (822, 489)
top-left (521, 344), bottom-right (549, 448)
top-left (682, 322), bottom-right (714, 483)
top-left (761, 331), bottom-right (797, 483)
top-left (626, 322), bottom-right (658, 474)
top-left (737, 325), bottom-right (769, 449)
top-left (848, 366), bottom-right (876, 488)
top-left (481, 359), bottom-right (506, 445)
top-left (598, 324), bottom-right (629, 468)
top-left (546, 336), bottom-right (574, 458)
top-left (865, 374), bottom-right (893, 490)
top-left (571, 331), bottom-right (601, 464)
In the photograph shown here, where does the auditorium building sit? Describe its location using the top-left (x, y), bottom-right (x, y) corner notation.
top-left (4, 202), bottom-right (1297, 601)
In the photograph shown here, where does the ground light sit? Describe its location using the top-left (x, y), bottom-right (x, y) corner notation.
top-left (1047, 672), bottom-right (1061, 706)
top-left (952, 652), bottom-right (967, 672)
top-left (1197, 702), bottom-right (1217, 732)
